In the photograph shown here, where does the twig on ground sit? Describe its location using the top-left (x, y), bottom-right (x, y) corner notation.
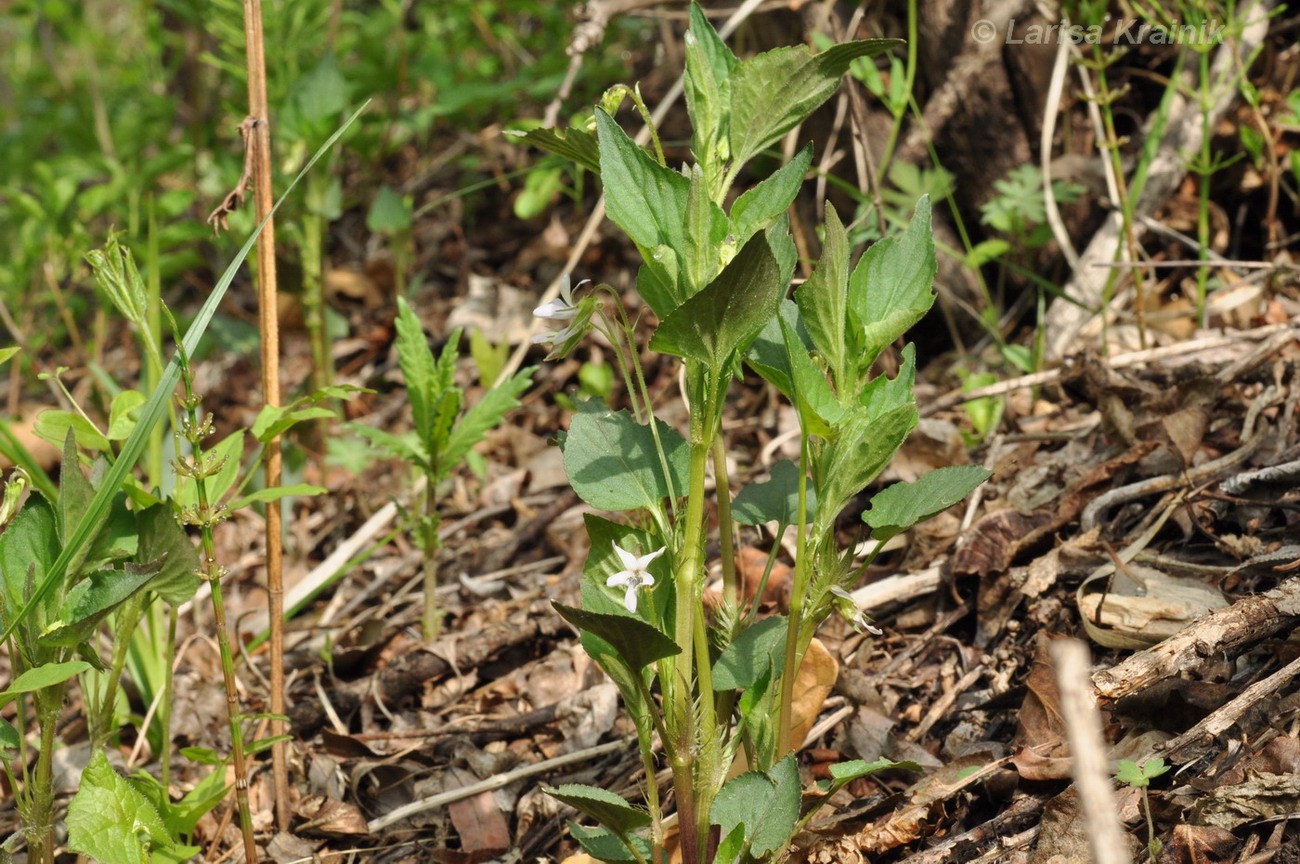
top-left (1051, 638), bottom-right (1133, 864)
top-left (367, 739), bottom-right (629, 832)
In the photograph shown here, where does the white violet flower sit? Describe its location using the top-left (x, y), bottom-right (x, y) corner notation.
top-left (606, 542), bottom-right (665, 614)
top-left (830, 586), bottom-right (883, 636)
top-left (533, 274), bottom-right (589, 320)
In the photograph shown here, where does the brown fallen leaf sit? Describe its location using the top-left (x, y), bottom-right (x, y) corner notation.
top-left (446, 767), bottom-right (512, 854)
top-left (293, 795), bottom-right (369, 837)
top-left (1167, 823), bottom-right (1239, 864)
top-left (1012, 632), bottom-right (1073, 781)
top-left (790, 638), bottom-right (839, 748)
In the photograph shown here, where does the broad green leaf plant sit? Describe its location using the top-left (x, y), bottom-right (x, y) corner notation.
top-left (518, 7), bottom-right (989, 863)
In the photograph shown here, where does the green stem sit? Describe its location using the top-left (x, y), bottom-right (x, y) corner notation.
top-left (875, 0), bottom-right (918, 184)
top-left (422, 477), bottom-right (443, 643)
top-left (776, 436), bottom-right (811, 757)
top-left (92, 594), bottom-right (146, 750)
top-left (711, 437), bottom-right (737, 609)
top-left (160, 604), bottom-right (178, 792)
top-left (29, 690), bottom-right (60, 864)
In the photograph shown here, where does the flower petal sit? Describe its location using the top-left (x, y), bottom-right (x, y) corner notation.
top-left (623, 586), bottom-right (639, 614)
top-left (612, 543), bottom-right (641, 572)
top-left (607, 571), bottom-right (634, 588)
top-left (637, 546), bottom-right (667, 568)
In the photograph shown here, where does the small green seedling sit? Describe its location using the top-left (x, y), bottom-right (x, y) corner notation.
top-left (353, 297), bottom-right (533, 642)
top-left (1115, 756), bottom-right (1171, 862)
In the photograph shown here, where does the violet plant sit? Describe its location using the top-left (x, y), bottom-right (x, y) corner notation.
top-left (517, 7), bottom-right (990, 863)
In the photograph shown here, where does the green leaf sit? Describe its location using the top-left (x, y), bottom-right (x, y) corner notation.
top-left (552, 602), bottom-right (680, 670)
top-left (0, 661), bottom-right (91, 701)
top-left (713, 615), bottom-right (787, 690)
top-left (863, 465), bottom-right (992, 541)
top-left (710, 753), bottom-right (802, 856)
top-left (293, 53), bottom-right (348, 126)
top-left (816, 404), bottom-right (918, 531)
top-left (683, 163), bottom-right (730, 294)
top-left (35, 410), bottom-right (109, 452)
top-left (858, 343), bottom-right (917, 420)
top-left (394, 296), bottom-right (442, 442)
top-left (40, 563), bottom-right (158, 647)
top-left (746, 299), bottom-right (803, 398)
top-left (106, 390), bottom-right (146, 441)
top-left (0, 347), bottom-right (19, 366)
top-left (795, 201), bottom-right (849, 389)
top-left (684, 1), bottom-right (737, 176)
top-left (0, 496), bottom-right (57, 624)
top-left (349, 423), bottom-right (425, 466)
top-left (596, 108), bottom-right (691, 316)
top-left (366, 185), bottom-right (411, 233)
top-left (443, 366), bottom-right (534, 471)
top-left (134, 505), bottom-right (200, 607)
top-left (228, 484), bottom-right (327, 509)
top-left (730, 144), bottom-right (812, 243)
top-left (650, 231), bottom-right (783, 369)
top-left (568, 822), bottom-right (652, 863)
top-left (562, 406), bottom-right (689, 512)
top-left (0, 717), bottom-right (18, 749)
top-left (58, 429), bottom-right (95, 545)
top-left (732, 461), bottom-right (813, 527)
top-left (780, 311), bottom-right (844, 436)
top-left (545, 784), bottom-right (651, 834)
top-left (729, 39), bottom-right (900, 170)
top-left (67, 750), bottom-right (172, 864)
top-left (251, 404), bottom-right (335, 443)
top-left (848, 196), bottom-right (936, 367)
top-left (504, 126), bottom-right (601, 174)
top-left (828, 758), bottom-right (923, 783)
top-left (1115, 757), bottom-right (1169, 787)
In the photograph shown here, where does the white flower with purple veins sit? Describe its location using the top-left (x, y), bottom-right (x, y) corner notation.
top-left (830, 586), bottom-right (883, 635)
top-left (606, 543), bottom-right (665, 614)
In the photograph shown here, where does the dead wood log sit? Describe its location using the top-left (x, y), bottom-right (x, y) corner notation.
top-left (1092, 577), bottom-right (1300, 703)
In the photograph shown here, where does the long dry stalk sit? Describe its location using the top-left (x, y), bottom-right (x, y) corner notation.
top-left (240, 0), bottom-right (290, 832)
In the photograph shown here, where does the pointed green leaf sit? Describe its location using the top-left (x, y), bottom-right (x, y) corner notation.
top-left (58, 430), bottom-right (94, 544)
top-left (67, 750), bottom-right (173, 864)
top-left (35, 410), bottom-right (109, 453)
top-left (394, 296), bottom-right (441, 441)
top-left (828, 758), bottom-right (923, 783)
top-left (747, 299), bottom-right (803, 398)
top-left (366, 185), bottom-right (411, 234)
top-left (251, 404), bottom-right (335, 443)
top-left (684, 1), bottom-right (737, 176)
top-left (545, 784), bottom-right (651, 834)
top-left (228, 483), bottom-right (327, 509)
top-left (504, 126), bottom-right (601, 173)
top-left (40, 562), bottom-right (158, 647)
top-left (713, 615), bottom-right (787, 690)
top-left (779, 312), bottom-right (844, 436)
top-left (683, 163), bottom-right (730, 294)
top-left (580, 515), bottom-right (671, 619)
top-left (106, 390), bottom-right (146, 441)
top-left (859, 343), bottom-right (917, 420)
top-left (561, 406), bottom-right (689, 512)
top-left (730, 144), bottom-right (812, 243)
top-left (795, 201), bottom-right (849, 389)
top-left (848, 196), bottom-right (936, 367)
top-left (596, 108), bottom-right (691, 315)
top-left (729, 39), bottom-right (900, 170)
top-left (0, 661), bottom-right (91, 701)
top-left (443, 366), bottom-right (535, 470)
top-left (0, 347), bottom-right (19, 366)
top-left (135, 505), bottom-right (200, 607)
top-left (650, 231), bottom-right (783, 368)
top-left (817, 404), bottom-right (917, 531)
top-left (710, 753), bottom-right (802, 856)
top-left (732, 460), bottom-right (814, 527)
top-left (863, 465), bottom-right (992, 541)
top-left (552, 602), bottom-right (680, 670)
top-left (0, 717), bottom-right (18, 749)
top-left (349, 423), bottom-right (425, 466)
top-left (568, 822), bottom-right (653, 863)
top-left (0, 496), bottom-right (57, 627)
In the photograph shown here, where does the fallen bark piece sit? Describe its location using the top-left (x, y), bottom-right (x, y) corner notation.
top-left (1092, 577), bottom-right (1300, 702)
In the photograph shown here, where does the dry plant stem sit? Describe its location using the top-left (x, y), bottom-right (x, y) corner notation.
top-left (1050, 638), bottom-right (1133, 864)
top-left (240, 0), bottom-right (289, 832)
